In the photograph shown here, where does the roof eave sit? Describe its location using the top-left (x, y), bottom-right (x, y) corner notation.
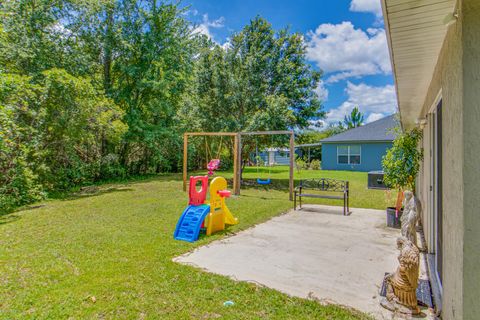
top-left (381, 0), bottom-right (457, 129)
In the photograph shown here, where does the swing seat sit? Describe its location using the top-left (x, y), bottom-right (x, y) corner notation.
top-left (257, 178), bottom-right (271, 185)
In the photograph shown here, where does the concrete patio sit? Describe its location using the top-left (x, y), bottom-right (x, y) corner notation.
top-left (174, 205), bottom-right (431, 319)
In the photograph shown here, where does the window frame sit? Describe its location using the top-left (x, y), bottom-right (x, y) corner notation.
top-left (336, 145), bottom-right (361, 165)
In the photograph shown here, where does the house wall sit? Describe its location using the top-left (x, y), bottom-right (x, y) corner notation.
top-left (321, 142), bottom-right (392, 172)
top-left (461, 2), bottom-right (480, 319)
top-left (270, 151), bottom-right (291, 165)
top-left (416, 1), bottom-right (479, 318)
top-left (253, 151), bottom-right (293, 166)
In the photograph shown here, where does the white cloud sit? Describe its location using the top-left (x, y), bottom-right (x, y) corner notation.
top-left (350, 0), bottom-right (383, 17)
top-left (326, 82), bottom-right (397, 124)
top-left (183, 9), bottom-right (199, 16)
top-left (306, 22), bottom-right (391, 83)
top-left (221, 37), bottom-right (232, 50)
top-left (365, 112), bottom-right (385, 123)
top-left (308, 119), bottom-right (327, 130)
top-left (193, 14), bottom-right (225, 41)
top-left (314, 80), bottom-right (329, 102)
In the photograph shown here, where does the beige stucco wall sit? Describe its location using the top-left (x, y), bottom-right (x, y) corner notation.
top-left (416, 0), bottom-right (479, 318)
top-left (461, 1), bottom-right (480, 319)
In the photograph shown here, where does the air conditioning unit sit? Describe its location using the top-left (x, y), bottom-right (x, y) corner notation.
top-left (368, 171), bottom-right (389, 190)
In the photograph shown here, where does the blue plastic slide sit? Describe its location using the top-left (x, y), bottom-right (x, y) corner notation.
top-left (173, 204), bottom-right (210, 242)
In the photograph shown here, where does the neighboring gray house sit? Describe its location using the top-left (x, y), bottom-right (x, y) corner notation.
top-left (253, 148), bottom-right (292, 166)
top-left (321, 115), bottom-right (398, 172)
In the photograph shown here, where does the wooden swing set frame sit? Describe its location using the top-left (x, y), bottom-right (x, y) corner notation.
top-left (183, 131), bottom-right (295, 200)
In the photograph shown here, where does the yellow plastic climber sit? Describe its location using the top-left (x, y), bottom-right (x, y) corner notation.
top-left (205, 176), bottom-right (239, 236)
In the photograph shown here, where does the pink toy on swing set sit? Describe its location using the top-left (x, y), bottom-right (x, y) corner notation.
top-left (207, 159), bottom-right (220, 175)
top-left (205, 136), bottom-right (224, 176)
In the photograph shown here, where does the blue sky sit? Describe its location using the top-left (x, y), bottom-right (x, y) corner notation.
top-left (182, 0), bottom-right (398, 127)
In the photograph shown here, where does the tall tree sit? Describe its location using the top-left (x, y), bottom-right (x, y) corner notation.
top-left (71, 0), bottom-right (197, 174)
top-left (184, 17), bottom-right (325, 133)
top-left (180, 17), bottom-right (326, 167)
top-left (0, 1), bottom-right (128, 210)
top-left (343, 106), bottom-right (364, 129)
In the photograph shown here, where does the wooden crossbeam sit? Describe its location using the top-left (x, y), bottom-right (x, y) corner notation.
top-left (239, 131), bottom-right (293, 136)
top-left (184, 132), bottom-right (237, 136)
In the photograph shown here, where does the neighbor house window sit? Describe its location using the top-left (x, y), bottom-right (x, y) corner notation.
top-left (337, 145), bottom-right (361, 165)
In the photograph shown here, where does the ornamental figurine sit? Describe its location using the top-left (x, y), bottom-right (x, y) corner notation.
top-left (401, 191), bottom-right (418, 247)
top-left (381, 237), bottom-right (420, 315)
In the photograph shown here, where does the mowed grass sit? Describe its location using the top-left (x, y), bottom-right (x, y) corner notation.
top-left (218, 165), bottom-right (395, 210)
top-left (0, 174), bottom-right (372, 319)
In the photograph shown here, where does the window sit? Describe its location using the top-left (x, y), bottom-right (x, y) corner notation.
top-left (337, 145), bottom-right (361, 165)
top-left (349, 145), bottom-right (361, 164)
top-left (337, 146), bottom-right (349, 164)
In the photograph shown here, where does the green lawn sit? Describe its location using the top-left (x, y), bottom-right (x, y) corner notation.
top-left (0, 171), bottom-right (376, 319)
top-left (218, 165), bottom-right (394, 210)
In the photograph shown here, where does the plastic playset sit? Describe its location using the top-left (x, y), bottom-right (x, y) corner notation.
top-left (174, 175), bottom-right (238, 242)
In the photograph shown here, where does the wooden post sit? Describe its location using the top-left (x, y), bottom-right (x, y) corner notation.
top-left (289, 132), bottom-right (295, 201)
top-left (183, 134), bottom-right (188, 192)
top-left (233, 133), bottom-right (240, 195)
top-left (237, 133), bottom-right (242, 194)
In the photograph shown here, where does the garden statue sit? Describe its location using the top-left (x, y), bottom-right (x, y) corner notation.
top-left (381, 237), bottom-right (420, 315)
top-left (401, 191), bottom-right (418, 246)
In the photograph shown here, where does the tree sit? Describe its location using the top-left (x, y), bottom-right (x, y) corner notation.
top-left (185, 17), bottom-right (324, 132)
top-left (343, 106), bottom-right (364, 129)
top-left (0, 69), bottom-right (127, 197)
top-left (382, 127), bottom-right (423, 211)
top-left (1, 4), bottom-right (328, 211)
top-left (38, 69), bottom-right (127, 188)
top-left (0, 0), bottom-right (92, 76)
top-left (0, 74), bottom-right (44, 211)
top-left (181, 17), bottom-right (326, 168)
top-left (70, 0), bottom-right (197, 174)
top-left (382, 128), bottom-right (423, 192)
top-left (295, 130), bottom-right (328, 162)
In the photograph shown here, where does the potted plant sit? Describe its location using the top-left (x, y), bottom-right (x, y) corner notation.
top-left (382, 128), bottom-right (423, 228)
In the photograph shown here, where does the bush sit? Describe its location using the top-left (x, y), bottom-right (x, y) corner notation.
top-left (255, 155), bottom-right (265, 167)
top-left (295, 158), bottom-right (306, 172)
top-left (0, 70), bottom-right (128, 210)
top-left (0, 75), bottom-right (45, 212)
top-left (309, 159), bottom-right (321, 170)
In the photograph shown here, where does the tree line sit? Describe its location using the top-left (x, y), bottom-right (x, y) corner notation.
top-left (0, 0), bottom-right (325, 211)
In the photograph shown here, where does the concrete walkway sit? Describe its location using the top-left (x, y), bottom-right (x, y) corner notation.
top-left (174, 205), bottom-right (430, 319)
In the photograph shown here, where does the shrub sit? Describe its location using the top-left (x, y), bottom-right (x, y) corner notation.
top-left (0, 70), bottom-right (128, 210)
top-left (309, 159), bottom-right (321, 170)
top-left (0, 75), bottom-right (45, 212)
top-left (295, 158), bottom-right (306, 172)
top-left (255, 155), bottom-right (265, 167)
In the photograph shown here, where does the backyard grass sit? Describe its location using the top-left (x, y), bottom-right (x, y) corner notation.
top-left (0, 171), bottom-right (378, 319)
top-left (218, 165), bottom-right (395, 210)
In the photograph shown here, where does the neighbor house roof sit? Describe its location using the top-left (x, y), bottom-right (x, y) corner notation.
top-left (321, 115), bottom-right (398, 143)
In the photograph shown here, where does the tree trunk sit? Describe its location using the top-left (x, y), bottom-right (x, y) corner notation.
top-left (103, 7), bottom-right (114, 94)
